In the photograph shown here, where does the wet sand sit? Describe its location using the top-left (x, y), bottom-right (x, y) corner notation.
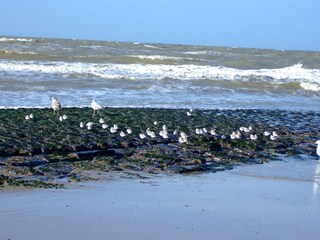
top-left (1, 156), bottom-right (319, 240)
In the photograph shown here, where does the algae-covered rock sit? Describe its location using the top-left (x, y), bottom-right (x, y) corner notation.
top-left (0, 107), bottom-right (319, 188)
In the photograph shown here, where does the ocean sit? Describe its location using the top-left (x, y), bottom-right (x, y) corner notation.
top-left (0, 36), bottom-right (319, 111)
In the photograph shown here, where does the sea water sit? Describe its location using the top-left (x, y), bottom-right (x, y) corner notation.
top-left (0, 36), bottom-right (319, 110)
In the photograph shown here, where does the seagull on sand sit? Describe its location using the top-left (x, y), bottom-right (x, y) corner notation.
top-left (316, 140), bottom-right (320, 158)
top-left (91, 100), bottom-right (103, 115)
top-left (51, 97), bottom-right (61, 115)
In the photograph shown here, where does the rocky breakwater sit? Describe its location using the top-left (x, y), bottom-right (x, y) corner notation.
top-left (0, 107), bottom-right (319, 188)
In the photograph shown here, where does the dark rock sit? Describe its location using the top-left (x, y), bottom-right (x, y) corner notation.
top-left (69, 150), bottom-right (102, 161)
top-left (10, 157), bottom-right (47, 167)
top-left (210, 142), bottom-right (223, 151)
top-left (0, 107), bottom-right (319, 188)
top-left (19, 149), bottom-right (31, 156)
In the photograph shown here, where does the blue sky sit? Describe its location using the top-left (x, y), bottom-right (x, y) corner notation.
top-left (1, 0), bottom-right (319, 51)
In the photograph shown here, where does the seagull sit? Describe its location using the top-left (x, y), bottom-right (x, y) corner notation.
top-left (120, 131), bottom-right (126, 137)
top-left (51, 97), bottom-right (61, 115)
top-left (210, 129), bottom-right (216, 136)
top-left (86, 122), bottom-right (94, 130)
top-left (110, 126), bottom-right (117, 133)
top-left (270, 135), bottom-right (277, 141)
top-left (243, 127), bottom-right (250, 133)
top-left (159, 129), bottom-right (168, 138)
top-left (126, 128), bottom-right (132, 134)
top-left (139, 133), bottom-right (146, 139)
top-left (230, 132), bottom-right (237, 140)
top-left (250, 134), bottom-right (258, 141)
top-left (179, 132), bottom-right (188, 143)
top-left (264, 131), bottom-right (271, 136)
top-left (315, 140), bottom-right (320, 157)
top-left (80, 122), bottom-right (84, 128)
top-left (91, 100), bottom-right (103, 115)
top-left (180, 132), bottom-right (187, 139)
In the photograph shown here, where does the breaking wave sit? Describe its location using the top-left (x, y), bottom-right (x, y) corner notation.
top-left (0, 37), bottom-right (33, 42)
top-left (0, 60), bottom-right (319, 91)
top-left (129, 55), bottom-right (196, 62)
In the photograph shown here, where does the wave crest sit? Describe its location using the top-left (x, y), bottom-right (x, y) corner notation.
top-left (0, 37), bottom-right (33, 42)
top-left (0, 60), bottom-right (319, 91)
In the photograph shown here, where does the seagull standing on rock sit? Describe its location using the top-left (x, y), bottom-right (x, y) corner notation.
top-left (91, 100), bottom-right (103, 115)
top-left (51, 97), bottom-right (61, 115)
top-left (316, 140), bottom-right (320, 158)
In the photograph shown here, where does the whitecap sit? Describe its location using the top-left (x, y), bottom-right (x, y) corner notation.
top-left (300, 82), bottom-right (320, 91)
top-left (129, 55), bottom-right (195, 62)
top-left (143, 44), bottom-right (161, 49)
top-left (0, 60), bottom-right (319, 92)
top-left (0, 37), bottom-right (33, 42)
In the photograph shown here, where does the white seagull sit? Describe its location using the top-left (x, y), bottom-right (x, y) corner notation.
top-left (51, 97), bottom-right (61, 115)
top-left (139, 133), bottom-right (146, 139)
top-left (250, 134), bottom-right (258, 141)
top-left (86, 122), bottom-right (94, 130)
top-left (316, 140), bottom-right (320, 157)
top-left (91, 100), bottom-right (103, 115)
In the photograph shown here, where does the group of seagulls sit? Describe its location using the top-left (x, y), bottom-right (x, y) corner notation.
top-left (25, 113), bottom-right (34, 120)
top-left (79, 116), bottom-right (187, 143)
top-left (46, 97), bottom-right (320, 156)
top-left (51, 97), bottom-right (103, 116)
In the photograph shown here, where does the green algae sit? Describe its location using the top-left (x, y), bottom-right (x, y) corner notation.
top-left (0, 107), bottom-right (319, 188)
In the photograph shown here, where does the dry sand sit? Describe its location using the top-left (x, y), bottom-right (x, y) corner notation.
top-left (0, 156), bottom-right (319, 240)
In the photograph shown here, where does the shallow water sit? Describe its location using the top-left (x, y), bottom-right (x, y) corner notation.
top-left (1, 156), bottom-right (319, 240)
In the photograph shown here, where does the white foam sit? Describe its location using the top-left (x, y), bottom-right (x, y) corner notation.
top-left (183, 50), bottom-right (233, 56)
top-left (0, 60), bottom-right (319, 91)
top-left (184, 50), bottom-right (209, 55)
top-left (0, 37), bottom-right (33, 42)
top-left (143, 44), bottom-right (161, 49)
top-left (0, 105), bottom-right (88, 110)
top-left (2, 50), bottom-right (37, 55)
top-left (130, 55), bottom-right (194, 61)
top-left (300, 82), bottom-right (320, 91)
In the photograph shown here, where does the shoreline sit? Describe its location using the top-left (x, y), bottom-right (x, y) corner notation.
top-left (1, 107), bottom-right (319, 189)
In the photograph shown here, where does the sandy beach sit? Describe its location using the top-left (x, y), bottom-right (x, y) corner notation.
top-left (1, 156), bottom-right (319, 240)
